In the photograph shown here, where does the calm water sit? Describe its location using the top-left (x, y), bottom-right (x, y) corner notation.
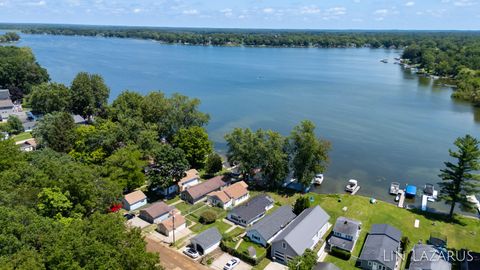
top-left (13, 34), bottom-right (480, 208)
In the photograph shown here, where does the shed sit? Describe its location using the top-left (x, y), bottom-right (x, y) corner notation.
top-left (122, 190), bottom-right (147, 211)
top-left (190, 227), bottom-right (222, 255)
top-left (139, 201), bottom-right (173, 224)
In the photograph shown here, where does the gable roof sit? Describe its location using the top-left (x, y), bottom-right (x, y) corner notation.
top-left (124, 190), bottom-right (147, 205)
top-left (0, 99), bottom-right (14, 108)
top-left (409, 244), bottom-right (451, 270)
top-left (141, 201), bottom-right (173, 219)
top-left (273, 205), bottom-right (330, 255)
top-left (359, 224), bottom-right (402, 270)
top-left (159, 213), bottom-right (186, 232)
top-left (0, 89), bottom-right (9, 100)
top-left (223, 181), bottom-right (248, 199)
top-left (183, 176), bottom-right (226, 200)
top-left (229, 194), bottom-right (274, 223)
top-left (191, 227), bottom-right (222, 249)
top-left (179, 169), bottom-right (199, 185)
top-left (208, 190), bottom-right (231, 204)
top-left (333, 216), bottom-right (361, 236)
top-left (248, 205), bottom-right (297, 241)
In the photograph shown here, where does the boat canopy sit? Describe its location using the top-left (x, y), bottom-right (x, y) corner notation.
top-left (406, 185), bottom-right (417, 196)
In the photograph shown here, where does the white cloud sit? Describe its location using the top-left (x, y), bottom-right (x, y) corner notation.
top-left (25, 0), bottom-right (46, 6)
top-left (182, 9), bottom-right (198, 15)
top-left (263, 8), bottom-right (274, 14)
top-left (300, 6), bottom-right (321, 14)
top-left (326, 7), bottom-right (347, 16)
top-left (220, 8), bottom-right (233, 17)
top-left (374, 9), bottom-right (388, 15)
top-left (133, 8), bottom-right (142, 14)
top-left (453, 0), bottom-right (477, 6)
top-left (405, 1), bottom-right (415, 6)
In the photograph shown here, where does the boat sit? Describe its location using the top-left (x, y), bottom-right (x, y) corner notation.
top-left (312, 173), bottom-right (324, 185)
top-left (390, 182), bottom-right (400, 195)
top-left (395, 194), bottom-right (400, 202)
top-left (423, 183), bottom-right (438, 202)
top-left (405, 185), bottom-right (417, 198)
top-left (466, 195), bottom-right (480, 214)
top-left (345, 179), bottom-right (358, 193)
top-left (380, 58), bottom-right (388, 63)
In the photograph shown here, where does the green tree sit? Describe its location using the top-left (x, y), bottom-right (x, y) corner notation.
top-left (7, 115), bottom-right (24, 135)
top-left (289, 120), bottom-right (331, 188)
top-left (104, 146), bottom-right (147, 192)
top-left (147, 144), bottom-right (189, 190)
top-left (293, 196), bottom-right (311, 215)
top-left (27, 82), bottom-right (71, 114)
top-left (110, 90), bottom-right (144, 120)
top-left (262, 130), bottom-right (289, 187)
top-left (37, 187), bottom-right (73, 219)
top-left (172, 126), bottom-right (212, 168)
top-left (70, 72), bottom-right (110, 120)
top-left (287, 249), bottom-right (318, 270)
top-left (205, 153), bottom-right (223, 175)
top-left (438, 134), bottom-right (480, 219)
top-left (33, 112), bottom-right (76, 153)
top-left (0, 139), bottom-right (23, 171)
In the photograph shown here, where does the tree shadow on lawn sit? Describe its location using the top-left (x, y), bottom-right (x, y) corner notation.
top-left (407, 208), bottom-right (467, 226)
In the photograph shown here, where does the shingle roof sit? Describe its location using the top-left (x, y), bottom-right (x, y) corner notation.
top-left (141, 202), bottom-right (173, 219)
top-left (314, 262), bottom-right (341, 270)
top-left (0, 99), bottom-right (14, 108)
top-left (159, 213), bottom-right (186, 232)
top-left (124, 190), bottom-right (147, 205)
top-left (409, 244), bottom-right (451, 270)
top-left (208, 190), bottom-right (230, 204)
top-left (223, 181), bottom-right (248, 199)
top-left (191, 227), bottom-right (222, 250)
top-left (333, 216), bottom-right (361, 236)
top-left (184, 176), bottom-right (226, 200)
top-left (0, 89), bottom-right (9, 100)
top-left (248, 205), bottom-right (296, 242)
top-left (359, 224), bottom-right (402, 270)
top-left (179, 169), bottom-right (199, 185)
top-left (229, 194), bottom-right (274, 224)
top-left (328, 236), bottom-right (355, 251)
top-left (273, 205), bottom-right (331, 255)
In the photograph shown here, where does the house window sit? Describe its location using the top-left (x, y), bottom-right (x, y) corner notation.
top-left (282, 243), bottom-right (286, 249)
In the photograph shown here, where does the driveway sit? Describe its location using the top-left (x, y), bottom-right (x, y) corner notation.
top-left (210, 253), bottom-right (252, 270)
top-left (148, 228), bottom-right (193, 244)
top-left (127, 217), bottom-right (150, 229)
top-left (264, 262), bottom-right (288, 270)
top-left (146, 235), bottom-right (210, 270)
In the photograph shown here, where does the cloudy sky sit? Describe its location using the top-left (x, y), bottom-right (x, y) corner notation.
top-left (0, 0), bottom-right (479, 30)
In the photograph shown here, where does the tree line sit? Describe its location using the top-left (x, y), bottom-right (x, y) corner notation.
top-left (0, 32), bottom-right (20, 43)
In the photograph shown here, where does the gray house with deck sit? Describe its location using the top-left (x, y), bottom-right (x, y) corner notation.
top-left (358, 224), bottom-right (402, 270)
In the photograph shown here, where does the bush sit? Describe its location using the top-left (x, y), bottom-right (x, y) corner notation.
top-left (199, 210), bottom-right (216, 224)
top-left (330, 247), bottom-right (351, 260)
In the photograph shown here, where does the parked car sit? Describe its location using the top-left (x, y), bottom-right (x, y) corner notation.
top-left (123, 213), bottom-right (135, 220)
top-left (183, 247), bottom-right (200, 259)
top-left (223, 257), bottom-right (240, 270)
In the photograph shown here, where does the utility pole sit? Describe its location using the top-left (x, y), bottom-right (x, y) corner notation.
top-left (172, 211), bottom-right (176, 245)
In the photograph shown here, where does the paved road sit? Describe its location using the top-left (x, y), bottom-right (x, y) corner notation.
top-left (146, 235), bottom-right (210, 270)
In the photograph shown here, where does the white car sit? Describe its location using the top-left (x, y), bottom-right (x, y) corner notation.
top-left (223, 257), bottom-right (240, 270)
top-left (183, 247), bottom-right (200, 259)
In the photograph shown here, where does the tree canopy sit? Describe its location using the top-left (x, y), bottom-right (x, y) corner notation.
top-left (172, 126), bottom-right (212, 168)
top-left (27, 82), bottom-right (71, 114)
top-left (70, 72), bottom-right (110, 120)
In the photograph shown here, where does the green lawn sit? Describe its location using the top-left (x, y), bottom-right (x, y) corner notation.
top-left (175, 201), bottom-right (206, 215)
top-left (12, 132), bottom-right (32, 142)
top-left (190, 219), bottom-right (232, 234)
top-left (165, 196), bottom-right (181, 205)
top-left (252, 258), bottom-right (271, 270)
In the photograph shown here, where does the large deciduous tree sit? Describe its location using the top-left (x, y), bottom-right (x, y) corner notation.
top-left (172, 126), bottom-right (212, 168)
top-left (205, 153), bottom-right (223, 175)
top-left (287, 249), bottom-right (318, 270)
top-left (104, 146), bottom-right (147, 192)
top-left (147, 144), bottom-right (189, 191)
top-left (6, 115), bottom-right (24, 135)
top-left (28, 82), bottom-right (71, 114)
top-left (438, 134), bottom-right (480, 219)
top-left (289, 120), bottom-right (331, 188)
top-left (70, 72), bottom-right (110, 121)
top-left (33, 112), bottom-right (76, 153)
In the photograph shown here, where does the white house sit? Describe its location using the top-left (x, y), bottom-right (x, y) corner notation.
top-left (157, 212), bottom-right (186, 238)
top-left (207, 181), bottom-right (249, 209)
top-left (139, 201), bottom-right (174, 224)
top-left (190, 227), bottom-right (222, 255)
top-left (122, 190), bottom-right (147, 211)
top-left (178, 169), bottom-right (200, 191)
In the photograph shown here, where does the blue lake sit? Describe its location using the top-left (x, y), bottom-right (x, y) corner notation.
top-left (14, 33), bottom-right (480, 205)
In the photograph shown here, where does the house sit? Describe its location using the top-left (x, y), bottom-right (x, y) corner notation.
top-left (73, 115), bottom-right (88, 125)
top-left (0, 89), bottom-right (13, 119)
top-left (16, 139), bottom-right (37, 152)
top-left (314, 262), bottom-right (341, 270)
top-left (181, 175), bottom-right (227, 204)
top-left (358, 224), bottom-right (402, 270)
top-left (246, 205), bottom-right (297, 247)
top-left (189, 227), bottom-right (222, 255)
top-left (460, 250), bottom-right (480, 270)
top-left (122, 190), bottom-right (147, 211)
top-left (158, 184), bottom-right (179, 198)
top-left (409, 244), bottom-right (451, 270)
top-left (139, 201), bottom-right (173, 224)
top-left (178, 169), bottom-right (200, 191)
top-left (157, 212), bottom-right (186, 238)
top-left (271, 206), bottom-right (331, 265)
top-left (227, 194), bottom-right (274, 227)
top-left (327, 216), bottom-right (362, 252)
top-left (207, 181), bottom-right (249, 209)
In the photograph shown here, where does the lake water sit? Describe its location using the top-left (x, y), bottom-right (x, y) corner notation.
top-left (13, 33), bottom-right (480, 208)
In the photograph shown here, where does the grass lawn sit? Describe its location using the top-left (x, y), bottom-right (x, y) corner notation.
top-left (189, 219), bottom-right (232, 234)
top-left (238, 240), bottom-right (267, 258)
top-left (165, 196), bottom-right (181, 205)
top-left (175, 201), bottom-right (206, 215)
top-left (12, 132), bottom-right (32, 142)
top-left (252, 258), bottom-right (271, 270)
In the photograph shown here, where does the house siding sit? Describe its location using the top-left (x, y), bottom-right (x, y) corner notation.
top-left (359, 259), bottom-right (394, 270)
top-left (157, 223), bottom-right (186, 237)
top-left (271, 240), bottom-right (298, 264)
top-left (123, 198), bottom-right (147, 211)
top-left (246, 229), bottom-right (268, 247)
top-left (179, 178), bottom-right (199, 191)
top-left (227, 211), bottom-right (266, 227)
top-left (140, 211), bottom-right (170, 224)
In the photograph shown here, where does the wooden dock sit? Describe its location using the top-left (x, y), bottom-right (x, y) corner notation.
top-left (421, 195), bottom-right (428, 211)
top-left (350, 186), bottom-right (361, 195)
top-left (397, 190), bottom-right (405, 208)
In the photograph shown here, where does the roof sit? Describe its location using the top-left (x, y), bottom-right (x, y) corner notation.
top-left (409, 244), bottom-right (451, 270)
top-left (159, 213), bottom-right (186, 232)
top-left (179, 169), bottom-right (199, 185)
top-left (273, 205), bottom-right (331, 255)
top-left (0, 89), bottom-right (9, 100)
top-left (124, 190), bottom-right (147, 205)
top-left (141, 201), bottom-right (173, 218)
top-left (183, 176), bottom-right (226, 200)
top-left (328, 235), bottom-right (355, 251)
top-left (208, 190), bottom-right (230, 204)
top-left (248, 206), bottom-right (297, 241)
top-left (73, 115), bottom-right (87, 124)
top-left (229, 194), bottom-right (274, 223)
top-left (314, 262), bottom-right (341, 270)
top-left (0, 99), bottom-right (14, 108)
top-left (406, 185), bottom-right (417, 195)
top-left (359, 224), bottom-right (402, 270)
top-left (191, 227), bottom-right (222, 249)
top-left (223, 181), bottom-right (248, 199)
top-left (333, 216), bottom-right (361, 236)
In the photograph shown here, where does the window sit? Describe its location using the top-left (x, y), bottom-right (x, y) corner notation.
top-left (282, 243), bottom-right (286, 249)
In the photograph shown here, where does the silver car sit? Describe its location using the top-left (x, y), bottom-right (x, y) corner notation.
top-left (183, 247), bottom-right (200, 259)
top-left (223, 257), bottom-right (240, 270)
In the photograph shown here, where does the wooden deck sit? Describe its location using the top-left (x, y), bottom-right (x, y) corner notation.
top-left (397, 190), bottom-right (405, 208)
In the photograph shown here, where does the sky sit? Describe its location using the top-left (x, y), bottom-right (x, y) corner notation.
top-left (0, 0), bottom-right (479, 30)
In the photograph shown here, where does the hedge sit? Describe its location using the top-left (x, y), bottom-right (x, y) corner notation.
top-left (220, 240), bottom-right (266, 265)
top-left (330, 246), bottom-right (351, 260)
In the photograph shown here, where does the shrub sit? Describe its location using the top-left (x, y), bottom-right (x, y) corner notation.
top-left (330, 247), bottom-right (351, 260)
top-left (199, 210), bottom-right (216, 224)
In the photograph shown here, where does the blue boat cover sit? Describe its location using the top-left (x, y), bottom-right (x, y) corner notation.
top-left (406, 185), bottom-right (417, 196)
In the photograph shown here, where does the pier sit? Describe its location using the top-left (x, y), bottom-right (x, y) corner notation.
top-left (397, 190), bottom-right (405, 208)
top-left (421, 195), bottom-right (428, 211)
top-left (350, 186), bottom-right (361, 195)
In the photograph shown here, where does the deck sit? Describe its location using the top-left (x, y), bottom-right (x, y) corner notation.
top-left (421, 195), bottom-right (428, 211)
top-left (397, 190), bottom-right (405, 208)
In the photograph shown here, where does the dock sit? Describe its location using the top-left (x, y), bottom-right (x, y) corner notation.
top-left (397, 190), bottom-right (405, 208)
top-left (421, 195), bottom-right (428, 211)
top-left (350, 186), bottom-right (361, 195)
